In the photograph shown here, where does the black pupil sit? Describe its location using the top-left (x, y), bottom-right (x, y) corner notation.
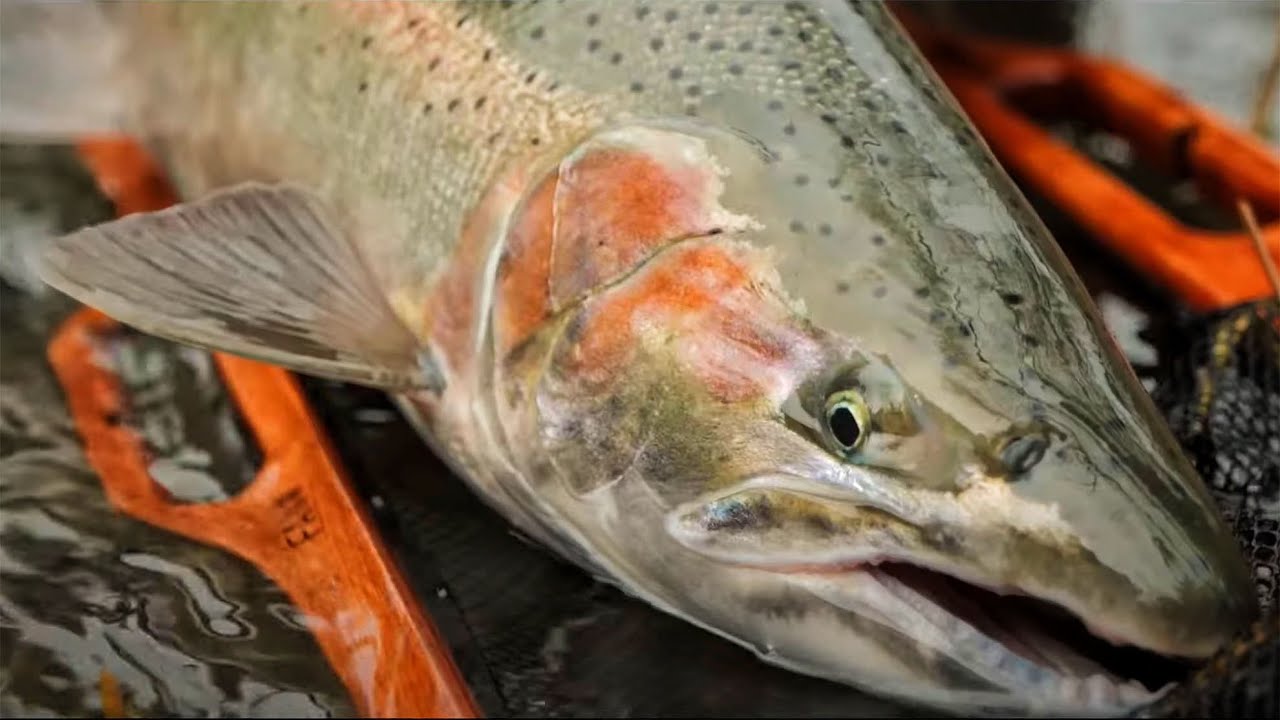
top-left (829, 405), bottom-right (861, 448)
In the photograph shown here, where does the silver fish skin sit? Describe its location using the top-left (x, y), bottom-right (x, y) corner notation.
top-left (4, 1), bottom-right (1258, 716)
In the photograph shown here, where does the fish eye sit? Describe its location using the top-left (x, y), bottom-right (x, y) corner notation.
top-left (823, 390), bottom-right (871, 456)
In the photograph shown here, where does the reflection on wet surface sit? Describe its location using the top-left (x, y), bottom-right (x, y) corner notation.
top-left (0, 144), bottom-right (354, 718)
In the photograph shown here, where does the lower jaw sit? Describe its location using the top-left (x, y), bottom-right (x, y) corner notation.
top-left (797, 561), bottom-right (1192, 713)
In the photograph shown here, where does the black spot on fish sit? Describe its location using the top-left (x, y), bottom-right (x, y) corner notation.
top-left (636, 6), bottom-right (650, 20)
top-left (422, 102), bottom-right (433, 114)
top-left (930, 309), bottom-right (947, 324)
top-left (783, 123), bottom-right (795, 136)
top-left (429, 57), bottom-right (441, 71)
top-left (525, 71), bottom-right (538, 84)
top-left (407, 18), bottom-right (420, 29)
top-left (789, 220), bottom-right (805, 234)
top-left (361, 36), bottom-right (372, 49)
top-left (664, 9), bottom-right (678, 22)
top-left (737, 4), bottom-right (753, 15)
top-left (688, 30), bottom-right (702, 42)
top-left (530, 137), bottom-right (541, 146)
top-left (803, 85), bottom-right (819, 95)
top-left (456, 14), bottom-right (470, 29)
top-left (738, 40), bottom-right (754, 52)
top-left (586, 13), bottom-right (599, 26)
top-left (914, 287), bottom-right (931, 299)
top-left (797, 30), bottom-right (812, 43)
top-left (794, 174), bottom-right (809, 186)
top-left (651, 38), bottom-right (665, 51)
top-left (873, 286), bottom-right (888, 299)
top-left (827, 177), bottom-right (840, 188)
top-left (1023, 333), bottom-right (1040, 348)
top-left (783, 60), bottom-right (802, 72)
top-left (872, 234), bottom-right (886, 246)
top-left (475, 96), bottom-right (486, 110)
top-left (705, 3), bottom-right (719, 14)
top-left (836, 281), bottom-right (851, 294)
top-left (1001, 292), bottom-right (1024, 307)
top-left (447, 99), bottom-right (460, 111)
top-left (530, 26), bottom-right (545, 40)
top-left (669, 67), bottom-right (684, 80)
top-left (728, 63), bottom-right (743, 76)
top-left (767, 99), bottom-right (784, 111)
top-left (890, 120), bottom-right (908, 134)
top-left (587, 38), bottom-right (601, 52)
top-left (610, 52), bottom-right (623, 64)
top-left (956, 132), bottom-right (973, 147)
top-left (820, 113), bottom-right (837, 125)
top-left (958, 324), bottom-right (973, 338)
top-left (826, 67), bottom-right (845, 81)
top-left (840, 135), bottom-right (855, 148)
top-left (482, 48), bottom-right (492, 62)
top-left (841, 194), bottom-right (855, 203)
top-left (861, 98), bottom-right (879, 112)
top-left (487, 132), bottom-right (501, 146)
top-left (706, 499), bottom-right (752, 532)
top-left (819, 223), bottom-right (833, 236)
top-left (358, 80), bottom-right (368, 92)
top-left (686, 85), bottom-right (701, 97)
top-left (708, 39), bottom-right (725, 51)
top-left (630, 81), bottom-right (644, 93)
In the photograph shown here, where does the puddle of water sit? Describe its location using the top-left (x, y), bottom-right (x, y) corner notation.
top-left (0, 144), bottom-right (355, 718)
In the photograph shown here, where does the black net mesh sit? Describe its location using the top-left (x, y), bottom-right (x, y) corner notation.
top-left (1147, 301), bottom-right (1279, 615)
top-left (1134, 300), bottom-right (1280, 719)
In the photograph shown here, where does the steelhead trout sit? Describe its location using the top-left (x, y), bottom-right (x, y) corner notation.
top-left (1, 1), bottom-right (1258, 715)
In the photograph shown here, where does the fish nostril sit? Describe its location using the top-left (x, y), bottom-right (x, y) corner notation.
top-left (1000, 433), bottom-right (1049, 477)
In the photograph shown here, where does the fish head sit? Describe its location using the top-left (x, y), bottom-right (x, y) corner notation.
top-left (504, 108), bottom-right (1255, 716)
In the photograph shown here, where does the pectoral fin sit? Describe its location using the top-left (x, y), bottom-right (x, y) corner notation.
top-left (39, 182), bottom-right (443, 392)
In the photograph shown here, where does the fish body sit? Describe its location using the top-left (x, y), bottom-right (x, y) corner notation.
top-left (3, 1), bottom-right (1259, 715)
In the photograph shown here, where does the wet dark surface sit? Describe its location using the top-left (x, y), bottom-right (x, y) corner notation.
top-left (0, 145), bottom-right (354, 719)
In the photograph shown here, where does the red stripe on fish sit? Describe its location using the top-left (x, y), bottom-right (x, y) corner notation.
top-left (494, 171), bottom-right (558, 357)
top-left (427, 164), bottom-right (534, 379)
top-left (494, 126), bottom-right (759, 356)
top-left (561, 240), bottom-right (820, 404)
top-left (549, 139), bottom-right (739, 307)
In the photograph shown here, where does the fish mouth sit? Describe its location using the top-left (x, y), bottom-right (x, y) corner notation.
top-left (804, 559), bottom-right (1191, 712)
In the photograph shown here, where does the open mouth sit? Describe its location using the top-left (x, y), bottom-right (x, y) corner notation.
top-left (864, 561), bottom-right (1193, 707)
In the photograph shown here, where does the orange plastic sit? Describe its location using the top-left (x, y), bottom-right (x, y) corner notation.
top-left (50, 138), bottom-right (481, 719)
top-left (894, 8), bottom-right (1280, 312)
